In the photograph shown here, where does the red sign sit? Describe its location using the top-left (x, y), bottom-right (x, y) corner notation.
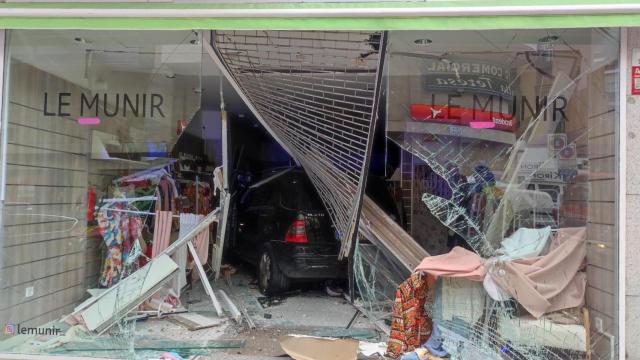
top-left (410, 104), bottom-right (516, 133)
top-left (633, 66), bottom-right (640, 95)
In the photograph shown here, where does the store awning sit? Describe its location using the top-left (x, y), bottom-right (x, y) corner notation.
top-left (2, 0), bottom-right (640, 30)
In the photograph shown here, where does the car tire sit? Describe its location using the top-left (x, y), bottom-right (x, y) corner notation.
top-left (258, 246), bottom-right (290, 296)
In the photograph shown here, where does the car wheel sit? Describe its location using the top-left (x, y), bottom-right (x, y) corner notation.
top-left (258, 246), bottom-right (290, 295)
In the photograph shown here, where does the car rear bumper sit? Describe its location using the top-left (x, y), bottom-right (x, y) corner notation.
top-left (270, 241), bottom-right (347, 280)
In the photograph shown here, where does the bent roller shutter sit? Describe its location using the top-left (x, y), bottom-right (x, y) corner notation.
top-left (211, 30), bottom-right (387, 258)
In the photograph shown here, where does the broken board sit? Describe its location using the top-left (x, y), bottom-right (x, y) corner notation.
top-left (79, 254), bottom-right (179, 333)
top-left (359, 195), bottom-right (429, 271)
top-left (279, 335), bottom-right (358, 360)
top-left (169, 312), bottom-right (224, 331)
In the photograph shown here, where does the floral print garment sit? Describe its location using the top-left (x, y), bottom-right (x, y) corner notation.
top-left (387, 272), bottom-right (436, 358)
top-left (98, 205), bottom-right (143, 287)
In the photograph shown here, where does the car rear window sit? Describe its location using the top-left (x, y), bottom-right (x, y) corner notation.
top-left (279, 173), bottom-right (325, 212)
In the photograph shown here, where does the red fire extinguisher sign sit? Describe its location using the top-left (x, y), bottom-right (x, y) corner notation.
top-left (633, 66), bottom-right (640, 95)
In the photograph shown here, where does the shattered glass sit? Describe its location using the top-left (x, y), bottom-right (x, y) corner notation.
top-left (0, 27), bottom-right (623, 360)
top-left (354, 28), bottom-right (620, 360)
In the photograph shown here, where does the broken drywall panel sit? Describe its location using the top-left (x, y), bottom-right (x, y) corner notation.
top-left (168, 313), bottom-right (224, 331)
top-left (78, 254), bottom-right (179, 333)
top-left (219, 289), bottom-right (242, 324)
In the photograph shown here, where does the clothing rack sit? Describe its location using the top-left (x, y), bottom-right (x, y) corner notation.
top-left (114, 160), bottom-right (177, 184)
top-left (101, 196), bottom-right (158, 203)
top-left (98, 207), bottom-right (180, 218)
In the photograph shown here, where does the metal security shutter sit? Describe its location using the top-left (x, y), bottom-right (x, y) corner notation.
top-left (212, 30), bottom-right (386, 258)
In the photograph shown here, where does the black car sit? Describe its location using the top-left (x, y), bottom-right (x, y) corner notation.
top-left (230, 167), bottom-right (346, 295)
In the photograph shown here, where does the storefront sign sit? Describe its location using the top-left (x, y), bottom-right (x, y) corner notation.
top-left (43, 92), bottom-right (166, 118)
top-left (410, 92), bottom-right (568, 133)
top-left (410, 104), bottom-right (516, 132)
top-left (424, 59), bottom-right (513, 98)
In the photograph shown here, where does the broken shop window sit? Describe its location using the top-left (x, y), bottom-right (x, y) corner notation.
top-left (353, 28), bottom-right (619, 360)
top-left (0, 28), bottom-right (622, 360)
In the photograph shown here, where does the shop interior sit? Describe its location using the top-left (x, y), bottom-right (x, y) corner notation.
top-left (0, 29), bottom-right (621, 360)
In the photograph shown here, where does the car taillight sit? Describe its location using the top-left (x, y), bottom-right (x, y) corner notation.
top-left (285, 214), bottom-right (309, 244)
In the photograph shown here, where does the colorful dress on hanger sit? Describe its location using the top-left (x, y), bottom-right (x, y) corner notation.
top-left (97, 204), bottom-right (143, 287)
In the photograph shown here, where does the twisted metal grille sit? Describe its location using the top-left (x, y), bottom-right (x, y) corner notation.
top-left (213, 31), bottom-right (386, 258)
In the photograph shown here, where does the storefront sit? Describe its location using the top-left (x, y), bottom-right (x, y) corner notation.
top-left (0, 2), bottom-right (635, 359)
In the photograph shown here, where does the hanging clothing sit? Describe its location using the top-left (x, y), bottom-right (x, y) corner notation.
top-left (97, 205), bottom-right (144, 287)
top-left (387, 272), bottom-right (436, 359)
top-left (180, 182), bottom-right (213, 215)
top-left (97, 208), bottom-right (123, 288)
top-left (158, 176), bottom-right (178, 212)
top-left (152, 211), bottom-right (173, 257)
top-left (171, 213), bottom-right (199, 296)
top-left (87, 186), bottom-right (96, 222)
top-left (192, 221), bottom-right (210, 265)
top-left (186, 214), bottom-right (210, 282)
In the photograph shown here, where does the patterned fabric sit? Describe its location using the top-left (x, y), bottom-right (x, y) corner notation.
top-left (387, 273), bottom-right (435, 359)
top-left (98, 205), bottom-right (143, 287)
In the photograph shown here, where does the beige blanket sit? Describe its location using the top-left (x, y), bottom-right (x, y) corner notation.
top-left (490, 227), bottom-right (586, 318)
top-left (415, 227), bottom-right (586, 318)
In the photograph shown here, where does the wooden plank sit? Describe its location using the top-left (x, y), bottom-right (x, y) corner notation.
top-left (4, 184), bottom-right (86, 205)
top-left (84, 274), bottom-right (100, 289)
top-left (5, 164), bottom-right (87, 187)
top-left (2, 236), bottom-right (84, 268)
top-left (589, 179), bottom-right (616, 202)
top-left (587, 114), bottom-right (615, 139)
top-left (2, 223), bottom-right (84, 247)
top-left (564, 183), bottom-right (589, 202)
top-left (22, 303), bottom-right (77, 329)
top-left (7, 123), bottom-right (88, 154)
top-left (9, 62), bottom-right (79, 111)
top-left (6, 144), bottom-right (87, 171)
top-left (586, 264), bottom-right (616, 295)
top-left (1, 253), bottom-right (85, 288)
top-left (589, 156), bottom-right (616, 180)
top-left (0, 285), bottom-right (85, 326)
top-left (588, 133), bottom-right (616, 159)
top-left (0, 268), bottom-right (84, 310)
top-left (586, 243), bottom-right (615, 272)
top-left (3, 205), bottom-right (85, 226)
top-left (586, 287), bottom-right (615, 318)
top-left (0, 60), bottom-right (92, 328)
top-left (587, 223), bottom-right (616, 246)
top-left (588, 201), bottom-right (615, 225)
top-left (168, 312), bottom-right (224, 331)
top-left (83, 259), bottom-right (101, 280)
top-left (9, 102), bottom-right (88, 139)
